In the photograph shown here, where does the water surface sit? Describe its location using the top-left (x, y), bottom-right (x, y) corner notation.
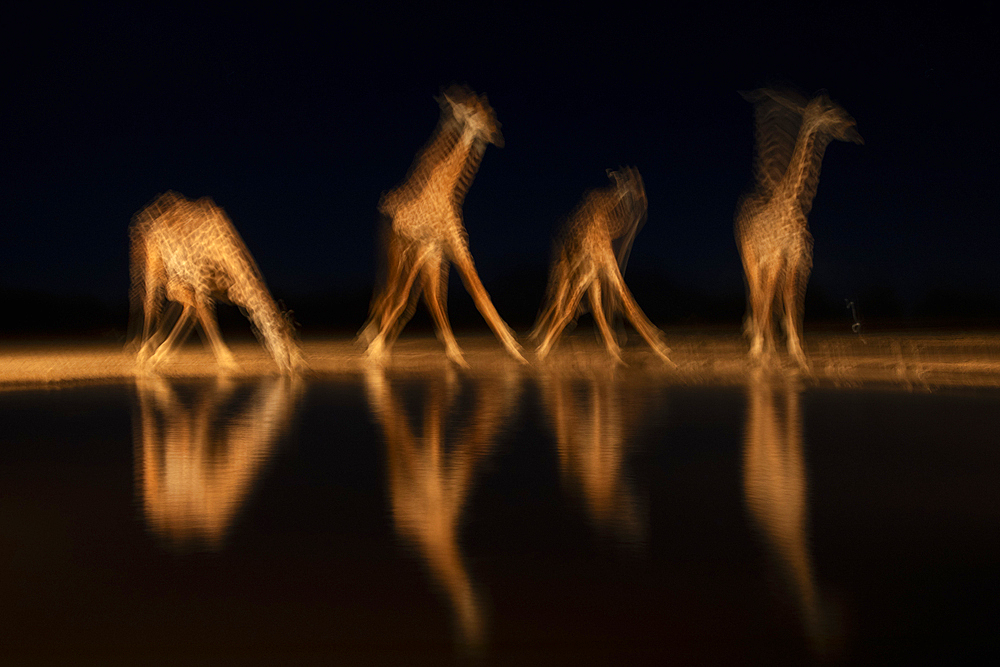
top-left (2, 368), bottom-right (997, 664)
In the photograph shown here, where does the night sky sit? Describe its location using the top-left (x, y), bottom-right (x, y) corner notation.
top-left (3, 4), bottom-right (998, 336)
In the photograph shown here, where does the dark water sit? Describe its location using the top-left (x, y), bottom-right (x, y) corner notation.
top-left (2, 369), bottom-right (998, 665)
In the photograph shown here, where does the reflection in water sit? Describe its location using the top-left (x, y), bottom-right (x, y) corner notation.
top-left (538, 368), bottom-right (648, 547)
top-left (133, 375), bottom-right (302, 550)
top-left (364, 367), bottom-right (520, 652)
top-left (743, 371), bottom-right (837, 656)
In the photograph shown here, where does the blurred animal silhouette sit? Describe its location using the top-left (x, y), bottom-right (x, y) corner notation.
top-left (359, 85), bottom-right (525, 367)
top-left (735, 88), bottom-right (863, 368)
top-left (364, 367), bottom-right (520, 651)
top-left (134, 374), bottom-right (302, 550)
top-left (538, 367), bottom-right (648, 545)
top-left (129, 191), bottom-right (301, 373)
top-left (530, 168), bottom-right (671, 364)
top-left (743, 370), bottom-right (838, 656)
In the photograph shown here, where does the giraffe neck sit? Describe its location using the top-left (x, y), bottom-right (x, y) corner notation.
top-left (775, 117), bottom-right (834, 216)
top-left (433, 124), bottom-right (483, 211)
top-left (227, 267), bottom-right (296, 365)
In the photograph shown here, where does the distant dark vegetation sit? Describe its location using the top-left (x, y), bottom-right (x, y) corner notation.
top-left (3, 277), bottom-right (1000, 342)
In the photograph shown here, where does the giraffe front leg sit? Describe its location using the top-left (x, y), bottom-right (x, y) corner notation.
top-left (604, 264), bottom-right (674, 366)
top-left (587, 279), bottom-right (623, 365)
top-left (450, 243), bottom-right (527, 365)
top-left (783, 262), bottom-right (811, 371)
top-left (422, 254), bottom-right (469, 369)
top-left (193, 298), bottom-right (239, 373)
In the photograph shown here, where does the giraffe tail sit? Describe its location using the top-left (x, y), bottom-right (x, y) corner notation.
top-left (125, 226), bottom-right (147, 353)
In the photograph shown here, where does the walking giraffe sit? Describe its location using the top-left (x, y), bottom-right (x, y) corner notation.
top-left (359, 85), bottom-right (526, 367)
top-left (530, 167), bottom-right (671, 364)
top-left (129, 191), bottom-right (301, 373)
top-left (735, 88), bottom-right (863, 368)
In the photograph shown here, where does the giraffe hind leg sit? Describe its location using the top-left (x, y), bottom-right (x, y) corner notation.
top-left (536, 269), bottom-right (592, 360)
top-left (749, 261), bottom-right (779, 362)
top-left (366, 247), bottom-right (428, 364)
top-left (147, 303), bottom-right (197, 367)
top-left (529, 261), bottom-right (571, 343)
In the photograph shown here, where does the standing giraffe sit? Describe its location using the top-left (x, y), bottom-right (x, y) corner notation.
top-left (735, 88), bottom-right (863, 368)
top-left (359, 85), bottom-right (526, 367)
top-left (129, 191), bottom-right (301, 373)
top-left (530, 167), bottom-right (671, 364)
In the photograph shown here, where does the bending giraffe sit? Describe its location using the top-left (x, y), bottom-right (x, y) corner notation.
top-left (129, 191), bottom-right (301, 373)
top-left (530, 167), bottom-right (671, 364)
top-left (735, 88), bottom-right (863, 368)
top-left (359, 85), bottom-right (526, 367)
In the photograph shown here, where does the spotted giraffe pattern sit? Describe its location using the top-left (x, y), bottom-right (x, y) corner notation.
top-left (530, 167), bottom-right (671, 364)
top-left (735, 89), bottom-right (863, 368)
top-left (129, 191), bottom-right (300, 373)
top-left (359, 85), bottom-right (525, 367)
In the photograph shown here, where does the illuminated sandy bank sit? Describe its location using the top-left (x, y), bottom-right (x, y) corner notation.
top-left (2, 331), bottom-right (1000, 389)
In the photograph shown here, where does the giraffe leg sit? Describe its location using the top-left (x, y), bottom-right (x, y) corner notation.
top-left (366, 248), bottom-right (428, 364)
top-left (783, 260), bottom-right (811, 371)
top-left (138, 263), bottom-right (167, 364)
top-left (148, 303), bottom-right (197, 367)
top-left (360, 235), bottom-right (408, 346)
top-left (193, 298), bottom-right (239, 372)
top-left (537, 271), bottom-right (592, 360)
top-left (529, 260), bottom-right (571, 343)
top-left (587, 279), bottom-right (623, 365)
top-left (422, 252), bottom-right (468, 368)
top-left (751, 262), bottom-right (779, 362)
top-left (603, 263), bottom-right (673, 365)
top-left (450, 242), bottom-right (527, 364)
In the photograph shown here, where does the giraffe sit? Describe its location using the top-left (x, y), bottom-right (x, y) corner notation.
top-left (129, 191), bottom-right (302, 374)
top-left (735, 88), bottom-right (863, 368)
top-left (529, 167), bottom-right (672, 365)
top-left (359, 85), bottom-right (526, 368)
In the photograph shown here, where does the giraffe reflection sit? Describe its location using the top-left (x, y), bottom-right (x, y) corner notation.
top-left (743, 371), bottom-right (837, 655)
top-left (538, 367), bottom-right (648, 546)
top-left (133, 374), bottom-right (302, 550)
top-left (364, 367), bottom-right (520, 651)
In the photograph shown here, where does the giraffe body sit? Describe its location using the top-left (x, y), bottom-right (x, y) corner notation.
top-left (735, 88), bottom-right (863, 368)
top-left (530, 168), bottom-right (671, 364)
top-left (360, 85), bottom-right (525, 367)
top-left (129, 191), bottom-right (301, 373)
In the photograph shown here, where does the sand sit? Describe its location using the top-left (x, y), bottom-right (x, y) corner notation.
top-left (3, 330), bottom-right (1000, 391)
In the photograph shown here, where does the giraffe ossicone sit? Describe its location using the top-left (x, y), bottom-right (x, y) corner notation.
top-left (128, 191), bottom-right (302, 374)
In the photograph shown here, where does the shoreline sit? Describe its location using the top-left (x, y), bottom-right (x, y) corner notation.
top-left (2, 331), bottom-right (1000, 391)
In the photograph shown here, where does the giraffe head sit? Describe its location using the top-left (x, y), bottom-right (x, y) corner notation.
top-left (805, 92), bottom-right (864, 145)
top-left (437, 85), bottom-right (504, 148)
top-left (606, 166), bottom-right (648, 237)
top-left (607, 167), bottom-right (646, 205)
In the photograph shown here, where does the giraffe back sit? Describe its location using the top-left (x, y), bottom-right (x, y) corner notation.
top-left (131, 191), bottom-right (265, 300)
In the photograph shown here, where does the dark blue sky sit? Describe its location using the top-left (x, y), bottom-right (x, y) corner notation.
top-left (3, 4), bottom-right (998, 328)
